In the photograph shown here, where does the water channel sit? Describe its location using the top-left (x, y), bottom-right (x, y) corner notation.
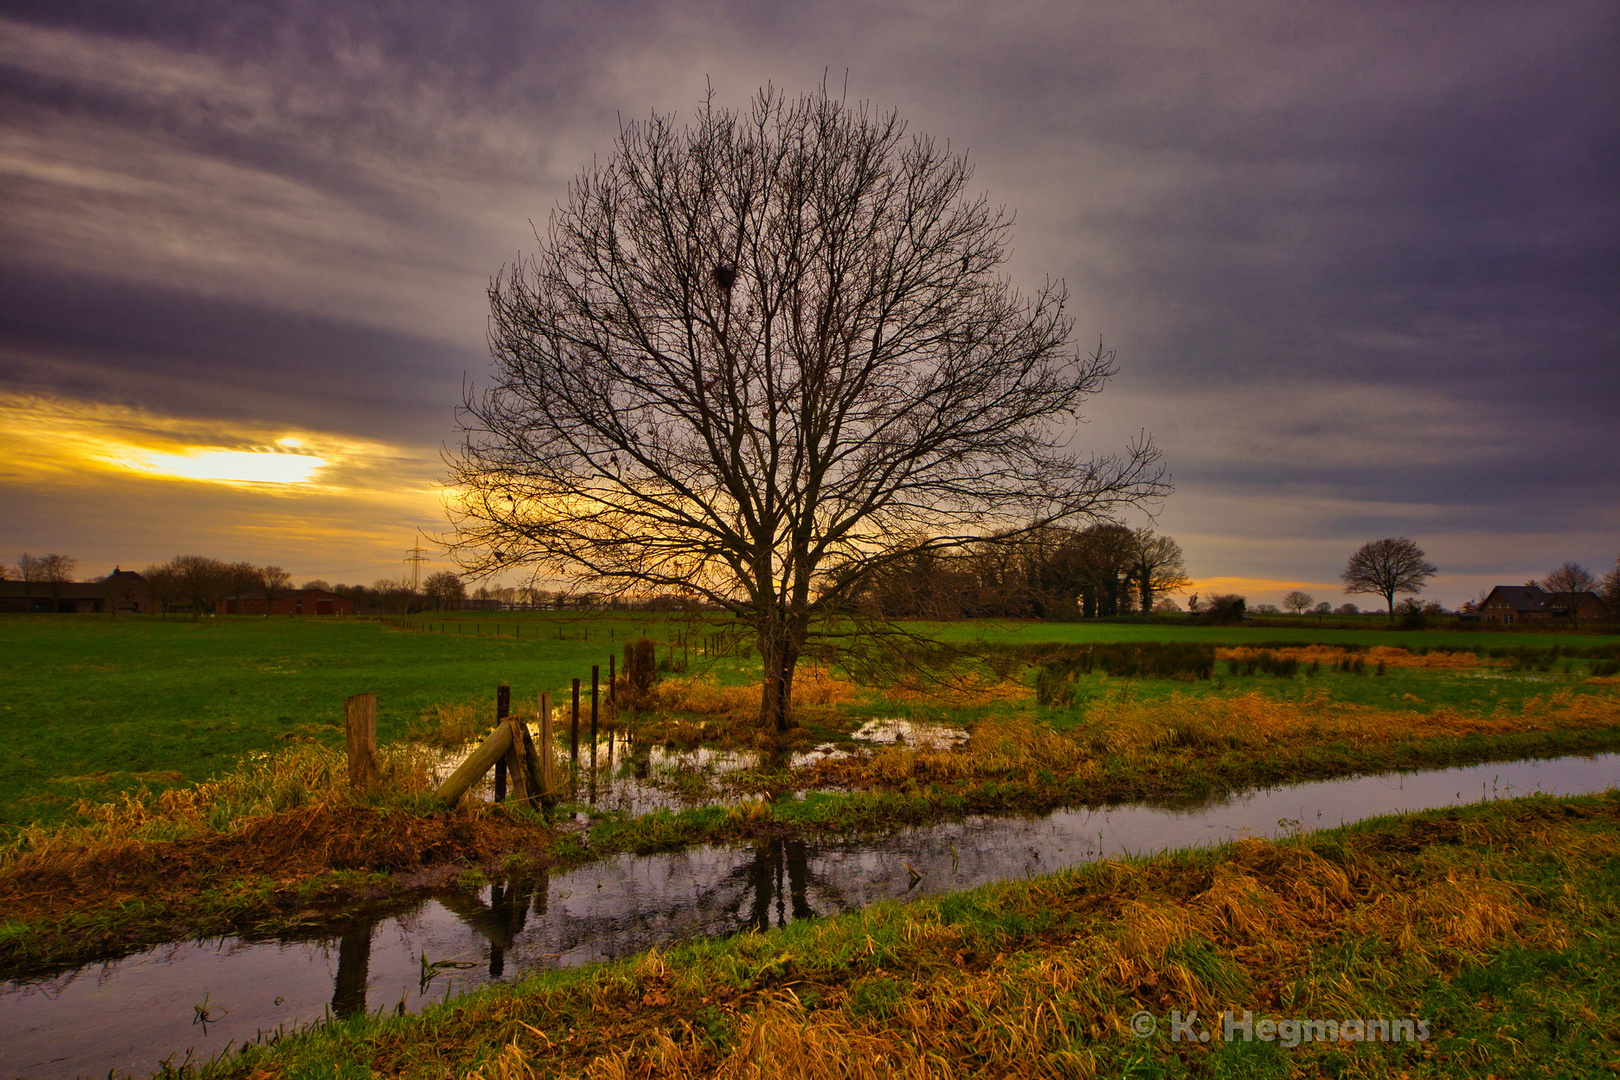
top-left (3, 752), bottom-right (1616, 1079)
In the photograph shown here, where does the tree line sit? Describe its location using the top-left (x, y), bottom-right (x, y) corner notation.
top-left (847, 524), bottom-right (1190, 620)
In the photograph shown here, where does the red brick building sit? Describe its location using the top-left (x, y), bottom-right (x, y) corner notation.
top-left (1477, 585), bottom-right (1606, 624)
top-left (217, 589), bottom-right (355, 616)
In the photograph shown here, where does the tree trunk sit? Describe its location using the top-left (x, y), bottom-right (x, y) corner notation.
top-left (756, 613), bottom-right (806, 733)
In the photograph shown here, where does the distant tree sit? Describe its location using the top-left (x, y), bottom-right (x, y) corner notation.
top-left (1543, 562), bottom-right (1598, 627)
top-left (15, 553), bottom-right (41, 605)
top-left (1335, 602), bottom-right (1360, 616)
top-left (1201, 593), bottom-right (1247, 624)
top-left (1186, 592), bottom-right (1200, 613)
top-left (224, 561), bottom-right (263, 607)
top-left (140, 562), bottom-right (184, 617)
top-left (301, 579), bottom-right (332, 592)
top-left (1312, 601), bottom-right (1333, 615)
top-left (1153, 596), bottom-right (1182, 613)
top-left (39, 553), bottom-right (78, 607)
top-left (165, 555), bottom-right (227, 619)
top-left (1130, 529), bottom-right (1190, 615)
top-left (423, 571), bottom-right (467, 611)
top-left (1340, 537), bottom-right (1437, 625)
top-left (1252, 603), bottom-right (1280, 614)
top-left (1282, 590), bottom-right (1315, 615)
top-left (1601, 555), bottom-right (1620, 618)
top-left (262, 566), bottom-right (292, 603)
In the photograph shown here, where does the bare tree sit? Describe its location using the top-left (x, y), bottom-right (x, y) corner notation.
top-left (224, 561), bottom-right (263, 610)
top-left (38, 553), bottom-right (78, 608)
top-left (1340, 537), bottom-right (1437, 624)
top-left (423, 570), bottom-right (467, 611)
top-left (450, 86), bottom-right (1167, 731)
top-left (1601, 555), bottom-right (1620, 619)
top-left (1130, 528), bottom-right (1189, 615)
top-left (261, 565), bottom-right (292, 603)
top-left (1543, 562), bottom-right (1597, 627)
top-left (1282, 590), bottom-right (1315, 616)
top-left (15, 554), bottom-right (41, 606)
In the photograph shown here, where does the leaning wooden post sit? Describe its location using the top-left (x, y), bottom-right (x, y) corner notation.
top-left (344, 692), bottom-right (379, 797)
top-left (494, 684), bottom-right (511, 802)
top-left (436, 724), bottom-right (514, 807)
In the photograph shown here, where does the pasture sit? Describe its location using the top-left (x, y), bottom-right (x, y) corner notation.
top-left (3, 611), bottom-right (1618, 835)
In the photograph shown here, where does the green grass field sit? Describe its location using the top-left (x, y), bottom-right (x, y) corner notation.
top-left (0, 614), bottom-right (687, 834)
top-left (3, 612), bottom-right (1618, 836)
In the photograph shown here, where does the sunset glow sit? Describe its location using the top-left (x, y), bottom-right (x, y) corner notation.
top-left (119, 447), bottom-right (328, 485)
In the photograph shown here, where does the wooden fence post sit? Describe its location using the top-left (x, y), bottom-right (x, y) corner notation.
top-left (570, 678), bottom-right (580, 762)
top-left (590, 665), bottom-right (599, 773)
top-left (537, 691), bottom-right (555, 805)
top-left (502, 716), bottom-right (531, 805)
top-left (344, 692), bottom-right (379, 797)
top-left (494, 684), bottom-right (510, 801)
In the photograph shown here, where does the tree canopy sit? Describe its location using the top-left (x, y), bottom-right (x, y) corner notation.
top-left (451, 86), bottom-right (1167, 729)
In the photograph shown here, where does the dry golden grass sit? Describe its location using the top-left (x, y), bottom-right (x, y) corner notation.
top-left (411, 798), bottom-right (1620, 1080)
top-left (656, 668), bottom-right (862, 720)
top-left (801, 686), bottom-right (1620, 792)
top-left (1215, 644), bottom-right (1489, 669)
top-left (0, 741), bottom-right (440, 879)
top-left (409, 701), bottom-right (495, 746)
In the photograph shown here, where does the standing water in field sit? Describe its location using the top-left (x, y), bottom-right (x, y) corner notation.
top-left (3, 752), bottom-right (1617, 1080)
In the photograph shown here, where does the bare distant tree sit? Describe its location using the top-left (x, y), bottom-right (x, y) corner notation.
top-left (1543, 562), bottom-right (1597, 627)
top-left (38, 553), bottom-right (78, 608)
top-left (168, 555), bottom-right (227, 619)
top-left (1130, 529), bottom-right (1190, 615)
top-left (15, 554), bottom-right (41, 604)
top-left (1340, 537), bottom-right (1437, 625)
top-left (450, 86), bottom-right (1167, 731)
top-left (1282, 590), bottom-right (1315, 615)
top-left (224, 561), bottom-right (263, 608)
top-left (423, 570), bottom-right (467, 611)
top-left (261, 566), bottom-right (292, 603)
top-left (1312, 601), bottom-right (1333, 615)
top-left (1601, 555), bottom-right (1620, 618)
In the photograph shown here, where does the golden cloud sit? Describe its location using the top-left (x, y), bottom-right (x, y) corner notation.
top-left (0, 391), bottom-right (434, 497)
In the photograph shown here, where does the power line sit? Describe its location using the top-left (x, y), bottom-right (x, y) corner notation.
top-left (404, 543), bottom-right (429, 592)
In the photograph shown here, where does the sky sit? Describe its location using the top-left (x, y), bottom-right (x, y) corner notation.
top-left (1, 0), bottom-right (1616, 608)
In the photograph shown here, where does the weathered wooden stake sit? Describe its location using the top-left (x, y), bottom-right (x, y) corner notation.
top-left (537, 691), bottom-right (556, 805)
top-left (494, 683), bottom-right (510, 801)
top-left (590, 665), bottom-right (599, 773)
top-left (501, 716), bottom-right (531, 805)
top-left (570, 678), bottom-right (580, 761)
top-left (608, 654), bottom-right (615, 702)
top-left (344, 692), bottom-right (379, 797)
top-left (435, 724), bottom-right (514, 807)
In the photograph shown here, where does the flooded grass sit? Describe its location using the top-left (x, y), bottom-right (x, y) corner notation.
top-left (170, 790), bottom-right (1620, 1080)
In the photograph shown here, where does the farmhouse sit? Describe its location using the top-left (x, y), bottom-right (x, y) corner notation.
top-left (0, 569), bottom-right (153, 614)
top-left (1476, 584), bottom-right (1606, 624)
top-left (216, 589), bottom-right (355, 616)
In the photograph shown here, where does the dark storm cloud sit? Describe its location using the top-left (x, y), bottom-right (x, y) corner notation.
top-left (0, 262), bottom-right (479, 440)
top-left (1, 0), bottom-right (1615, 590)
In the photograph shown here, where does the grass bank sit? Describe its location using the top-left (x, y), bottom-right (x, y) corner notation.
top-left (5, 676), bottom-right (1618, 974)
top-left (193, 791), bottom-right (1620, 1079)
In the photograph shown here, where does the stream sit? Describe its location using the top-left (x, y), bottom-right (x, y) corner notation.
top-left (3, 752), bottom-right (1617, 1079)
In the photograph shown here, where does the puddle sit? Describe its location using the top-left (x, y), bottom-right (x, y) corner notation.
top-left (429, 718), bottom-right (971, 814)
top-left (4, 752), bottom-right (1617, 1079)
